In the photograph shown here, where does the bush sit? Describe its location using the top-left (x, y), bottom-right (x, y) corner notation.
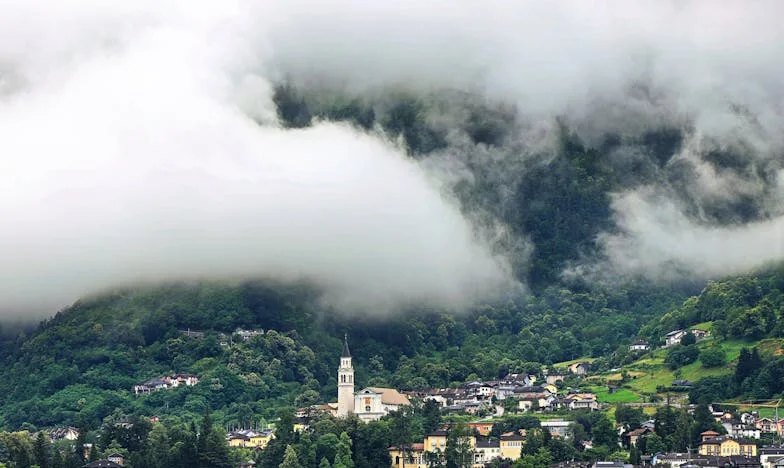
top-left (699, 347), bottom-right (726, 368)
top-left (665, 345), bottom-right (699, 369)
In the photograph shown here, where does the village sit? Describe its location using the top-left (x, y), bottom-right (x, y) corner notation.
top-left (219, 335), bottom-right (784, 467)
top-left (33, 329), bottom-right (784, 468)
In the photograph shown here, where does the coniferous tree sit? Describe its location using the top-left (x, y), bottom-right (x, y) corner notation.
top-left (32, 432), bottom-right (53, 468)
top-left (671, 410), bottom-right (693, 452)
top-left (0, 439), bottom-right (9, 465)
top-left (279, 445), bottom-right (300, 468)
top-left (333, 432), bottom-right (354, 468)
top-left (629, 444), bottom-right (641, 465)
top-left (197, 410), bottom-right (231, 468)
top-left (445, 423), bottom-right (473, 468)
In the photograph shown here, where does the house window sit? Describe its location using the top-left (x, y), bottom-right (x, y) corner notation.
top-left (365, 406), bottom-right (371, 412)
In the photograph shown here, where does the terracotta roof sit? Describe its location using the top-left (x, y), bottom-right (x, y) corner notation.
top-left (368, 387), bottom-right (411, 406)
top-left (701, 430), bottom-right (720, 436)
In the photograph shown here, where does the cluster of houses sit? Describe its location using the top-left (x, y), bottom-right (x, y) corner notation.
top-left (620, 408), bottom-right (784, 467)
top-left (406, 371), bottom-right (598, 416)
top-left (663, 328), bottom-right (710, 348)
top-left (132, 373), bottom-right (200, 396)
top-left (626, 328), bottom-right (712, 352)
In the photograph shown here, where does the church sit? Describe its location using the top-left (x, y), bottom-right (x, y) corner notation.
top-left (337, 335), bottom-right (410, 422)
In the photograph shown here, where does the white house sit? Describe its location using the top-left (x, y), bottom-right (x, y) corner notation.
top-left (664, 330), bottom-right (686, 347)
top-left (541, 420), bottom-right (571, 438)
top-left (629, 339), bottom-right (650, 352)
top-left (568, 362), bottom-right (590, 375)
top-left (723, 420), bottom-right (761, 439)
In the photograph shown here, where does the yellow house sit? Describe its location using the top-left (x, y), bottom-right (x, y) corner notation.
top-left (698, 436), bottom-right (756, 457)
top-left (500, 433), bottom-right (525, 459)
top-left (389, 443), bottom-right (425, 467)
top-left (228, 434), bottom-right (249, 447)
top-left (226, 430), bottom-right (274, 449)
top-left (293, 422), bottom-right (309, 433)
top-left (249, 431), bottom-right (274, 449)
top-left (424, 431), bottom-right (449, 453)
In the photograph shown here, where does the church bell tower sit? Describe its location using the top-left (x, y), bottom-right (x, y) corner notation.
top-left (337, 334), bottom-right (354, 417)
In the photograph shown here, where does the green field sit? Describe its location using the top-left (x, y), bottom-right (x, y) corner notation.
top-left (551, 357), bottom-right (597, 369)
top-left (549, 331), bottom-right (784, 412)
top-left (589, 386), bottom-right (642, 403)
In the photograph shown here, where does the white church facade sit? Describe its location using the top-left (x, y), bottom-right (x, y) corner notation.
top-left (336, 336), bottom-right (410, 422)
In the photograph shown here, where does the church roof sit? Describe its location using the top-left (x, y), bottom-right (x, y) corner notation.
top-left (368, 387), bottom-right (411, 406)
top-left (342, 334), bottom-right (351, 358)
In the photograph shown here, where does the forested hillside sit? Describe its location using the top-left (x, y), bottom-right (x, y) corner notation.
top-left (2, 265), bottom-right (783, 432)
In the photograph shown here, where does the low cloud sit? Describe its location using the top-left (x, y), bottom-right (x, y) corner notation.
top-left (2, 0), bottom-right (784, 315)
top-left (0, 0), bottom-right (518, 316)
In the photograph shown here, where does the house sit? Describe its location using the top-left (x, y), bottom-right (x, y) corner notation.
top-left (48, 426), bottom-right (80, 441)
top-left (568, 362), bottom-right (590, 375)
top-left (134, 378), bottom-right (168, 395)
top-left (389, 443), bottom-right (425, 467)
top-left (133, 374), bottom-right (200, 396)
top-left (477, 383), bottom-right (496, 399)
top-left (691, 329), bottom-right (711, 340)
top-left (699, 435), bottom-right (757, 457)
top-left (293, 418), bottom-right (309, 433)
top-left (664, 329), bottom-right (686, 347)
top-left (541, 419), bottom-right (572, 438)
top-left (593, 462), bottom-right (625, 468)
top-left (701, 430), bottom-right (721, 441)
top-left (723, 420), bottom-right (762, 439)
top-left (468, 421), bottom-right (494, 436)
top-left (656, 452), bottom-right (761, 468)
top-left (226, 430), bottom-right (274, 449)
top-left (564, 393), bottom-right (599, 411)
top-left (234, 328), bottom-right (264, 341)
top-left (500, 432), bottom-right (525, 460)
top-left (106, 454), bottom-right (124, 466)
top-left (237, 460), bottom-right (256, 468)
top-left (655, 452), bottom-right (692, 467)
top-left (494, 384), bottom-right (518, 400)
top-left (546, 373), bottom-right (567, 385)
top-left (167, 374), bottom-right (199, 387)
top-left (475, 440), bottom-right (501, 464)
top-left (624, 427), bottom-right (651, 447)
top-left (760, 446), bottom-right (784, 468)
top-left (629, 339), bottom-right (650, 352)
top-left (517, 393), bottom-right (557, 412)
top-left (504, 373), bottom-right (536, 386)
top-left (423, 394), bottom-right (449, 407)
top-left (389, 430), bottom-right (525, 467)
top-left (756, 418), bottom-right (784, 436)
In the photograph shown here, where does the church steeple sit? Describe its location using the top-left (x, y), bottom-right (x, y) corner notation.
top-left (337, 334), bottom-right (354, 417)
top-left (342, 333), bottom-right (351, 358)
